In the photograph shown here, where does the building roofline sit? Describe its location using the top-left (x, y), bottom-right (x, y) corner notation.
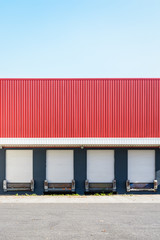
top-left (0, 78), bottom-right (160, 81)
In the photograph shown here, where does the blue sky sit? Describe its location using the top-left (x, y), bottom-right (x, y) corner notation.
top-left (0, 0), bottom-right (160, 78)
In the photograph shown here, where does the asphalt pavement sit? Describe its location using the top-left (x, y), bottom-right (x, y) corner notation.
top-left (0, 203), bottom-right (160, 240)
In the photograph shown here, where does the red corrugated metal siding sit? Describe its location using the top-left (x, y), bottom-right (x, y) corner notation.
top-left (0, 78), bottom-right (159, 138)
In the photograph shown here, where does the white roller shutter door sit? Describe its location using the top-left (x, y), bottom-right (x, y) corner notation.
top-left (87, 150), bottom-right (114, 182)
top-left (46, 150), bottom-right (73, 183)
top-left (128, 150), bottom-right (155, 182)
top-left (6, 150), bottom-right (33, 183)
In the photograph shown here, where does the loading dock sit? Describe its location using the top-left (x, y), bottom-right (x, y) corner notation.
top-left (85, 150), bottom-right (116, 192)
top-left (127, 150), bottom-right (157, 192)
top-left (3, 150), bottom-right (34, 192)
top-left (44, 150), bottom-right (75, 192)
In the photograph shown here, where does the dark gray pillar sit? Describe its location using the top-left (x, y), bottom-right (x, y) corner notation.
top-left (115, 148), bottom-right (127, 194)
top-left (33, 149), bottom-right (46, 195)
top-left (0, 149), bottom-right (5, 194)
top-left (155, 149), bottom-right (160, 193)
top-left (74, 149), bottom-right (86, 195)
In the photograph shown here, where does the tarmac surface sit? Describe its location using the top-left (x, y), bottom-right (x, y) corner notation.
top-left (0, 196), bottom-right (160, 240)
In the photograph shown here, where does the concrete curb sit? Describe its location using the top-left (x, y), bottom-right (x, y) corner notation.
top-left (0, 195), bottom-right (160, 203)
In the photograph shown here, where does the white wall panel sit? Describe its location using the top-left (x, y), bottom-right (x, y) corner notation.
top-left (128, 150), bottom-right (155, 182)
top-left (6, 150), bottom-right (33, 183)
top-left (87, 150), bottom-right (114, 182)
top-left (46, 150), bottom-right (73, 183)
top-left (1, 138), bottom-right (160, 147)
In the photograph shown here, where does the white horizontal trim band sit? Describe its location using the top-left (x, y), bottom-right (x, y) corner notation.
top-left (0, 138), bottom-right (160, 147)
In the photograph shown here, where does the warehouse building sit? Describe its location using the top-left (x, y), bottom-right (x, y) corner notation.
top-left (0, 78), bottom-right (160, 195)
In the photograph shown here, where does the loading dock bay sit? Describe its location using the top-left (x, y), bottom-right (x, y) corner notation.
top-left (0, 148), bottom-right (159, 195)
